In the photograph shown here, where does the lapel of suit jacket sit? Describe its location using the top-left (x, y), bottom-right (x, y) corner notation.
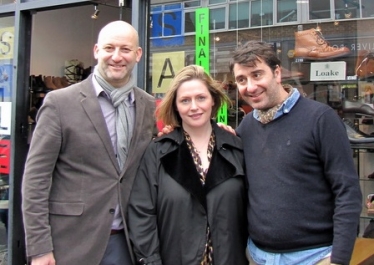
top-left (120, 88), bottom-right (147, 175)
top-left (79, 76), bottom-right (121, 173)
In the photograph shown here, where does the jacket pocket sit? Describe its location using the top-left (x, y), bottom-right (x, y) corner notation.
top-left (49, 201), bottom-right (84, 216)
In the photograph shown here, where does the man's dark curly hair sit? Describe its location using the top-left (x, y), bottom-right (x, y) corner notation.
top-left (229, 41), bottom-right (280, 73)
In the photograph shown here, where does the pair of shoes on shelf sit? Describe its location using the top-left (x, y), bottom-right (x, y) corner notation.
top-left (343, 119), bottom-right (374, 144)
top-left (356, 50), bottom-right (374, 80)
top-left (342, 100), bottom-right (374, 116)
top-left (29, 75), bottom-right (48, 93)
top-left (44, 76), bottom-right (58, 90)
top-left (44, 76), bottom-right (70, 90)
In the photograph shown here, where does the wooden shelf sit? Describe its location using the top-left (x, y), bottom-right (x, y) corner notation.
top-left (350, 238), bottom-right (374, 265)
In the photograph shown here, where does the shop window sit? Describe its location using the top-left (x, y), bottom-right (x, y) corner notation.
top-left (309, 1), bottom-right (331, 20)
top-left (151, 3), bottom-right (184, 46)
top-left (151, 2), bottom-right (203, 39)
top-left (151, 3), bottom-right (183, 36)
top-left (229, 2), bottom-right (250, 29)
top-left (251, 0), bottom-right (273, 27)
top-left (151, 9), bottom-right (183, 37)
top-left (308, 0), bottom-right (369, 21)
top-left (277, 0), bottom-right (297, 23)
top-left (184, 1), bottom-right (201, 34)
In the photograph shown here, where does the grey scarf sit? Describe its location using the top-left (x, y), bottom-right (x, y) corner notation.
top-left (94, 66), bottom-right (134, 170)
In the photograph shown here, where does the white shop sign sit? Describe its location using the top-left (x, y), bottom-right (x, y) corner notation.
top-left (310, 61), bottom-right (346, 81)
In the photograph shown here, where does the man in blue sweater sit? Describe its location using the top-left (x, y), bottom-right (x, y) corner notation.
top-left (229, 41), bottom-right (362, 265)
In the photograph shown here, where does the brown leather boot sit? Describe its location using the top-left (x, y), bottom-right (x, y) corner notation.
top-left (60, 76), bottom-right (70, 87)
top-left (53, 77), bottom-right (64, 89)
top-left (355, 50), bottom-right (374, 79)
top-left (294, 28), bottom-right (350, 60)
top-left (44, 76), bottom-right (57, 90)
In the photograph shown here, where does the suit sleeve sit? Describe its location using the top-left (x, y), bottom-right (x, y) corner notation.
top-left (128, 142), bottom-right (163, 265)
top-left (22, 92), bottom-right (62, 257)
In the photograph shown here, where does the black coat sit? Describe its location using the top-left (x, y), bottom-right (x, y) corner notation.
top-left (128, 122), bottom-right (248, 265)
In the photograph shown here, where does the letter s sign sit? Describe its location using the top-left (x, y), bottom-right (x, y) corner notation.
top-left (151, 8), bottom-right (184, 47)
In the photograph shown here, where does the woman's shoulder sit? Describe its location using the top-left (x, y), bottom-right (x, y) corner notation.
top-left (213, 122), bottom-right (242, 150)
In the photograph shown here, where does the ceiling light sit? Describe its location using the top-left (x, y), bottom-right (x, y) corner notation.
top-left (91, 4), bottom-right (100, 20)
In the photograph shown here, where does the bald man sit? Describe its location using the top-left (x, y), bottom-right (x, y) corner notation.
top-left (22, 21), bottom-right (157, 265)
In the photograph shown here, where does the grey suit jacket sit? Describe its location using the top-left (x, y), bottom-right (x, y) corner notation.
top-left (21, 75), bottom-right (157, 265)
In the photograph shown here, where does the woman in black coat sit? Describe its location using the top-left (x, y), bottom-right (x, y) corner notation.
top-left (128, 65), bottom-right (248, 265)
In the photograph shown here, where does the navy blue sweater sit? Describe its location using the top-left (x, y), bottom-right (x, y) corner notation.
top-left (237, 96), bottom-right (362, 265)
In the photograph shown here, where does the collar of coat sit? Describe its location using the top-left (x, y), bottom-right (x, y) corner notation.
top-left (154, 121), bottom-right (244, 210)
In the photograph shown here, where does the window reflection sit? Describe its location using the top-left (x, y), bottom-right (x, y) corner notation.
top-left (210, 7), bottom-right (226, 30)
top-left (0, 0), bottom-right (13, 5)
top-left (277, 0), bottom-right (297, 23)
top-left (184, 0), bottom-right (201, 8)
top-left (185, 11), bottom-right (196, 33)
top-left (334, 0), bottom-right (359, 19)
top-left (361, 0), bottom-right (374, 18)
top-left (209, 0), bottom-right (226, 4)
top-left (309, 0), bottom-right (330, 20)
top-left (229, 2), bottom-right (250, 29)
top-left (251, 0), bottom-right (273, 27)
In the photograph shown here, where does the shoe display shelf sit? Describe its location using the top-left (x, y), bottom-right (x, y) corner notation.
top-left (295, 63), bottom-right (358, 112)
top-left (345, 114), bottom-right (374, 237)
top-left (350, 238), bottom-right (374, 265)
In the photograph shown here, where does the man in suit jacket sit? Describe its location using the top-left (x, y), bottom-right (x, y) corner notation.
top-left (22, 20), bottom-right (157, 265)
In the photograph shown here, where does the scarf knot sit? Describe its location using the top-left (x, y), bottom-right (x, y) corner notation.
top-left (258, 88), bottom-right (294, 124)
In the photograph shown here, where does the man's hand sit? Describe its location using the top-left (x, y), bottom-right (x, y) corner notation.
top-left (31, 252), bottom-right (55, 265)
top-left (217, 123), bottom-right (236, 135)
top-left (157, 125), bottom-right (174, 137)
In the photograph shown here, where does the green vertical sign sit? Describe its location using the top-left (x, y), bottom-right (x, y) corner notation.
top-left (195, 8), bottom-right (227, 124)
top-left (195, 8), bottom-right (209, 71)
top-left (217, 102), bottom-right (228, 124)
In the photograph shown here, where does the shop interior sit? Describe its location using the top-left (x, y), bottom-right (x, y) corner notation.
top-left (28, 3), bottom-right (131, 130)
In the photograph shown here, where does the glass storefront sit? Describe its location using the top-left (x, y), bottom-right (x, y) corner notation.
top-left (0, 0), bottom-right (374, 263)
top-left (149, 0), bottom-right (374, 234)
top-left (148, 0), bottom-right (374, 118)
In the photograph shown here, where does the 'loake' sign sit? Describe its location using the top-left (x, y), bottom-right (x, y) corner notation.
top-left (310, 61), bottom-right (347, 81)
